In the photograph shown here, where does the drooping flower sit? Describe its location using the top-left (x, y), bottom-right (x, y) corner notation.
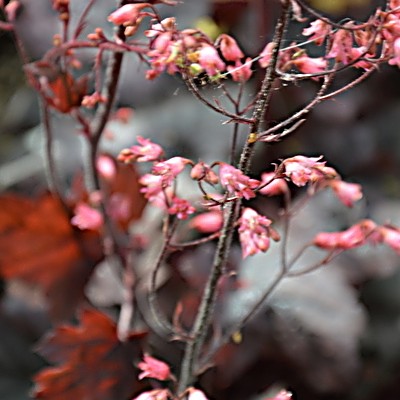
top-left (190, 210), bottom-right (223, 233)
top-left (282, 155), bottom-right (337, 187)
top-left (329, 180), bottom-right (363, 207)
top-left (198, 45), bottom-right (226, 76)
top-left (71, 203), bottom-right (103, 231)
top-left (187, 388), bottom-right (209, 400)
top-left (118, 136), bottom-right (164, 163)
top-left (138, 354), bottom-right (171, 381)
top-left (139, 173), bottom-right (165, 201)
top-left (218, 33), bottom-right (244, 62)
top-left (107, 3), bottom-right (150, 26)
top-left (152, 156), bottom-right (191, 185)
top-left (313, 219), bottom-right (377, 250)
top-left (259, 172), bottom-right (288, 196)
top-left (378, 225), bottom-right (400, 254)
top-left (291, 55), bottom-right (327, 75)
top-left (259, 42), bottom-right (275, 68)
top-left (227, 58), bottom-right (253, 82)
top-left (132, 389), bottom-right (170, 400)
top-left (168, 197), bottom-right (196, 220)
top-left (219, 163), bottom-right (259, 200)
top-left (191, 162), bottom-right (219, 184)
top-left (239, 208), bottom-right (279, 258)
top-left (326, 28), bottom-right (354, 64)
top-left (388, 37), bottom-right (400, 68)
top-left (266, 389), bottom-right (293, 400)
top-left (96, 155), bottom-right (117, 181)
top-left (302, 19), bottom-right (331, 45)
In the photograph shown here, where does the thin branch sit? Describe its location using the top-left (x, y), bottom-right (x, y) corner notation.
top-left (177, 1), bottom-right (292, 395)
top-left (148, 218), bottom-right (178, 336)
top-left (117, 252), bottom-right (136, 341)
top-left (258, 73), bottom-right (332, 141)
top-left (183, 77), bottom-right (254, 125)
top-left (294, 0), bottom-right (371, 30)
top-left (73, 0), bottom-right (97, 40)
top-left (40, 101), bottom-right (70, 213)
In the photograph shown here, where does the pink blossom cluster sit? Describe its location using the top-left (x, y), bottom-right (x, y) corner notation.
top-left (314, 220), bottom-right (400, 254)
top-left (133, 355), bottom-right (209, 400)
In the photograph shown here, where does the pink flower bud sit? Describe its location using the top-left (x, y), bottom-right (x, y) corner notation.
top-left (267, 389), bottom-right (293, 400)
top-left (96, 155), bottom-right (117, 181)
top-left (259, 172), bottom-right (288, 196)
top-left (71, 203), bottom-right (103, 231)
top-left (107, 3), bottom-right (149, 26)
top-left (218, 34), bottom-right (244, 62)
top-left (190, 162), bottom-right (219, 184)
top-left (239, 208), bottom-right (278, 258)
top-left (227, 58), bottom-right (253, 82)
top-left (137, 354), bottom-right (171, 381)
top-left (330, 180), bottom-right (363, 207)
top-left (198, 45), bottom-right (226, 76)
top-left (190, 211), bottom-right (223, 233)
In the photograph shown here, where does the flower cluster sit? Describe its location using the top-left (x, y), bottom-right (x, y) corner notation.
top-left (133, 355), bottom-right (209, 400)
top-left (314, 220), bottom-right (400, 254)
top-left (239, 208), bottom-right (280, 259)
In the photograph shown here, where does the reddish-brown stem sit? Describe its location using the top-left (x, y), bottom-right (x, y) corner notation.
top-left (40, 101), bottom-right (70, 213)
top-left (257, 73), bottom-right (333, 141)
top-left (148, 218), bottom-right (178, 336)
top-left (177, 1), bottom-right (292, 395)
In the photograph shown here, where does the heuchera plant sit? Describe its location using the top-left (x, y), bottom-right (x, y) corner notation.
top-left (1, 0), bottom-right (400, 399)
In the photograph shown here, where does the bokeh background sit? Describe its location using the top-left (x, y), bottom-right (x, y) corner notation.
top-left (1, 0), bottom-right (400, 399)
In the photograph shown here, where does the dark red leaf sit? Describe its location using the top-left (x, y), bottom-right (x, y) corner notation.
top-left (33, 309), bottom-right (147, 400)
top-left (0, 193), bottom-right (103, 320)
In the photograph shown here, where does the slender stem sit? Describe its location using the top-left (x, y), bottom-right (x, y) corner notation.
top-left (148, 219), bottom-right (177, 335)
top-left (117, 252), bottom-right (136, 341)
top-left (40, 101), bottom-right (69, 209)
top-left (176, 1), bottom-right (292, 395)
top-left (258, 74), bottom-right (332, 141)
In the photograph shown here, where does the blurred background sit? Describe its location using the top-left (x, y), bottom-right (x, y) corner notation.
top-left (1, 0), bottom-right (400, 399)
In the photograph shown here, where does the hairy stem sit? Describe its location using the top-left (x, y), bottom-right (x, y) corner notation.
top-left (176, 1), bottom-right (291, 394)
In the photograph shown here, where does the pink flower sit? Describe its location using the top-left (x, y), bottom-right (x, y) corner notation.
top-left (389, 37), bottom-right (400, 68)
top-left (168, 197), bottom-right (195, 220)
top-left (139, 173), bottom-right (164, 201)
top-left (107, 193), bottom-right (131, 222)
top-left (218, 34), bottom-right (244, 62)
top-left (292, 55), bottom-right (327, 75)
top-left (191, 162), bottom-right (219, 184)
top-left (187, 388), bottom-right (209, 400)
top-left (259, 42), bottom-right (275, 68)
top-left (81, 92), bottom-right (106, 108)
top-left (379, 225), bottom-right (400, 254)
top-left (313, 220), bottom-right (377, 250)
top-left (152, 156), bottom-right (190, 185)
top-left (96, 155), bottom-right (116, 181)
top-left (259, 172), bottom-right (288, 196)
top-left (282, 155), bottom-right (337, 187)
top-left (5, 1), bottom-right (20, 22)
top-left (107, 3), bottom-right (149, 26)
top-left (267, 389), bottom-right (293, 400)
top-left (132, 389), bottom-right (170, 400)
top-left (326, 28), bottom-right (354, 64)
top-left (118, 136), bottom-right (164, 163)
top-left (302, 19), bottom-right (331, 45)
top-left (190, 211), bottom-right (223, 233)
top-left (137, 354), bottom-right (171, 381)
top-left (329, 180), bottom-right (363, 207)
top-left (198, 45), bottom-right (226, 76)
top-left (227, 58), bottom-right (253, 82)
top-left (239, 208), bottom-right (279, 258)
top-left (219, 163), bottom-right (259, 200)
top-left (71, 203), bottom-right (103, 231)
